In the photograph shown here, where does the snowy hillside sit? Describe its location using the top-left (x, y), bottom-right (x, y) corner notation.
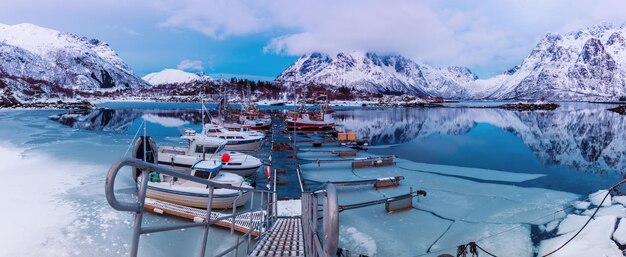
top-left (0, 23), bottom-right (148, 103)
top-left (476, 23), bottom-right (626, 100)
top-left (142, 69), bottom-right (211, 86)
top-left (276, 52), bottom-right (477, 98)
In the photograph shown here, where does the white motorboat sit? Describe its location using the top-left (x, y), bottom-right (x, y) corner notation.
top-left (203, 124), bottom-right (265, 151)
top-left (144, 160), bottom-right (252, 209)
top-left (157, 131), bottom-right (262, 177)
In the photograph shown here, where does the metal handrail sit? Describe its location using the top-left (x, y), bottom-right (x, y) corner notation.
top-left (301, 183), bottom-right (339, 257)
top-left (104, 158), bottom-right (277, 257)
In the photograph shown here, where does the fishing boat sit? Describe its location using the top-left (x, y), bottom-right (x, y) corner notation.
top-left (213, 91), bottom-right (272, 131)
top-left (144, 160), bottom-right (252, 209)
top-left (286, 112), bottom-right (335, 131)
top-left (203, 124), bottom-right (265, 151)
top-left (157, 131), bottom-right (262, 177)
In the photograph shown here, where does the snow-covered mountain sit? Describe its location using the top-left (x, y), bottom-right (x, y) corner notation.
top-left (277, 23), bottom-right (626, 100)
top-left (0, 23), bottom-right (148, 103)
top-left (142, 69), bottom-right (212, 86)
top-left (477, 23), bottom-right (626, 100)
top-left (276, 52), bottom-right (477, 98)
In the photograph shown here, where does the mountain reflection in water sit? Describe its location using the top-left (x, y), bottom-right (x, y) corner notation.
top-left (52, 103), bottom-right (625, 178)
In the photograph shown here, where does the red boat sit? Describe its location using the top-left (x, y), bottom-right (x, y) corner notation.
top-left (286, 111), bottom-right (335, 131)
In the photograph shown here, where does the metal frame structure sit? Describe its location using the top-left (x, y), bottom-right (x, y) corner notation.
top-left (301, 183), bottom-right (340, 257)
top-left (105, 158), bottom-right (278, 257)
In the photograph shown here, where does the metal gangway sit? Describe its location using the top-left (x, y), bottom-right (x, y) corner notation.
top-left (105, 158), bottom-right (340, 257)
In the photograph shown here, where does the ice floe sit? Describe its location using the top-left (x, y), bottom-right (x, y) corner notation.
top-left (590, 190), bottom-right (612, 207)
top-left (573, 200), bottom-right (591, 210)
top-left (613, 218), bottom-right (626, 245)
top-left (538, 216), bottom-right (621, 257)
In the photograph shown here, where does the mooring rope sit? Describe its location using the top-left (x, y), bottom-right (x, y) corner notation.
top-left (122, 119), bottom-right (146, 158)
top-left (413, 179), bottom-right (626, 257)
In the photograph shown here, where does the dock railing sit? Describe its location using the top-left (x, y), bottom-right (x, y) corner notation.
top-left (301, 183), bottom-right (340, 257)
top-left (105, 158), bottom-right (278, 257)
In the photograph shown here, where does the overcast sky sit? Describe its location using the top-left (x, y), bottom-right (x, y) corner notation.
top-left (1, 0), bottom-right (626, 80)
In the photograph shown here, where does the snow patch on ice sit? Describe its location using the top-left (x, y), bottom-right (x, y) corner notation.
top-left (277, 199), bottom-right (301, 217)
top-left (340, 226), bottom-right (377, 256)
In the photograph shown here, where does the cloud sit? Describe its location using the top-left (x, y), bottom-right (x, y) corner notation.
top-left (122, 27), bottom-right (140, 36)
top-left (153, 0), bottom-right (626, 76)
top-left (177, 59), bottom-right (204, 71)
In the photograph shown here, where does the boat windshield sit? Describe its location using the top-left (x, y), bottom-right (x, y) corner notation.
top-left (193, 170), bottom-right (218, 179)
top-left (195, 145), bottom-right (220, 154)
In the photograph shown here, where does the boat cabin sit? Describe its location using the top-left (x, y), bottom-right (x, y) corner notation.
top-left (180, 133), bottom-right (227, 156)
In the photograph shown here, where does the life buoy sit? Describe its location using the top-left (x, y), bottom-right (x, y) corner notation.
top-left (222, 153), bottom-right (231, 162)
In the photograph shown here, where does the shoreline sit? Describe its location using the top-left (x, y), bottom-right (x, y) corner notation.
top-left (0, 98), bottom-right (618, 111)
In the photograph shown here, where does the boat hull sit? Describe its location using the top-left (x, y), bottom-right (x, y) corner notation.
top-left (157, 161), bottom-right (260, 177)
top-left (146, 186), bottom-right (251, 209)
top-left (286, 121), bottom-right (335, 131)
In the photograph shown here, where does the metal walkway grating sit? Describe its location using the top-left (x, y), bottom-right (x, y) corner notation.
top-left (249, 217), bottom-right (304, 257)
top-left (144, 198), bottom-right (266, 236)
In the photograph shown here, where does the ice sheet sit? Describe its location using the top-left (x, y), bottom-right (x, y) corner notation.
top-left (395, 159), bottom-right (545, 183)
top-left (300, 154), bottom-right (578, 256)
top-left (0, 143), bottom-right (96, 256)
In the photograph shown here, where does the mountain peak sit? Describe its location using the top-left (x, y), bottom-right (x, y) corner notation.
top-left (142, 69), bottom-right (211, 86)
top-left (0, 22), bottom-right (148, 102)
top-left (276, 51), bottom-right (476, 98)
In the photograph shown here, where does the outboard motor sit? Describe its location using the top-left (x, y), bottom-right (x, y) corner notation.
top-left (131, 136), bottom-right (158, 181)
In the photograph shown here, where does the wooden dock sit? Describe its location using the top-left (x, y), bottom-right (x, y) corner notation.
top-left (249, 217), bottom-right (304, 257)
top-left (144, 198), bottom-right (265, 236)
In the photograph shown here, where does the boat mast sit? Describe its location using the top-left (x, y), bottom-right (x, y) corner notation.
top-left (201, 98), bottom-right (205, 134)
top-left (143, 120), bottom-right (147, 162)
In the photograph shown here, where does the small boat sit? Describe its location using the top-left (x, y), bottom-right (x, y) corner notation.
top-left (203, 124), bottom-right (265, 151)
top-left (286, 112), bottom-right (335, 131)
top-left (157, 131), bottom-right (262, 177)
top-left (144, 160), bottom-right (252, 209)
top-left (238, 113), bottom-right (272, 131)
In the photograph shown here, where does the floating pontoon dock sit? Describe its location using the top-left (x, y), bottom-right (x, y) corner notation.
top-left (249, 217), bottom-right (304, 257)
